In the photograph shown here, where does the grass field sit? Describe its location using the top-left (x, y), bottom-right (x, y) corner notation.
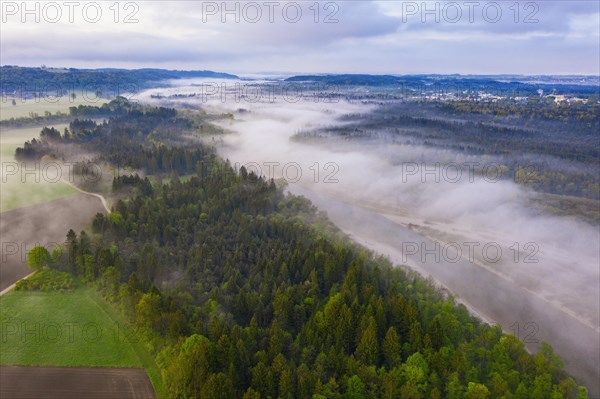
top-left (0, 288), bottom-right (140, 367)
top-left (0, 287), bottom-right (165, 397)
top-left (0, 126), bottom-right (55, 159)
top-left (0, 93), bottom-right (107, 121)
top-left (0, 125), bottom-right (79, 211)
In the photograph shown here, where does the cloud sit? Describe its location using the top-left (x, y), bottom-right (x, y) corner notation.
top-left (0, 0), bottom-right (597, 74)
top-left (378, 0), bottom-right (598, 36)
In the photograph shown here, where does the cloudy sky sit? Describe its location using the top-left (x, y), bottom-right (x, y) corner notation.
top-left (1, 0), bottom-right (598, 75)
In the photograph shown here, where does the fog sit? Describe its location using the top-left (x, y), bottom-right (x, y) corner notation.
top-left (137, 81), bottom-right (600, 395)
top-left (0, 125), bottom-right (109, 293)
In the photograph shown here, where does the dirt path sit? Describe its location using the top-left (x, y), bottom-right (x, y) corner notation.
top-left (0, 195), bottom-right (106, 292)
top-left (0, 183), bottom-right (108, 296)
top-left (60, 179), bottom-right (110, 213)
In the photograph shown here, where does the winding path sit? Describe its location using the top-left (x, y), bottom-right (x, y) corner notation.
top-left (60, 179), bottom-right (111, 213)
top-left (0, 180), bottom-right (110, 296)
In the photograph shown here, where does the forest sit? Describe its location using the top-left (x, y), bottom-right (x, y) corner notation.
top-left (15, 97), bottom-right (210, 179)
top-left (18, 100), bottom-right (590, 398)
top-left (285, 75), bottom-right (600, 98)
top-left (0, 66), bottom-right (238, 95)
top-left (299, 99), bottom-right (600, 208)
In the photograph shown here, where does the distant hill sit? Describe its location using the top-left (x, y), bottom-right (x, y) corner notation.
top-left (286, 74), bottom-right (402, 86)
top-left (285, 73), bottom-right (600, 96)
top-left (0, 66), bottom-right (239, 94)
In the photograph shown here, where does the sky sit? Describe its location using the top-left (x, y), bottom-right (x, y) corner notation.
top-left (1, 0), bottom-right (599, 75)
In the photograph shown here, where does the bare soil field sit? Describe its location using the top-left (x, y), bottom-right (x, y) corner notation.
top-left (0, 194), bottom-right (106, 291)
top-left (0, 366), bottom-right (155, 399)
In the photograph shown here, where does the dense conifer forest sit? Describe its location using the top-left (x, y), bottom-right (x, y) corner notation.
top-left (18, 100), bottom-right (590, 398)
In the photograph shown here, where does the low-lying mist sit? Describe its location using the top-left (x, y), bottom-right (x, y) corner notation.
top-left (137, 81), bottom-right (600, 395)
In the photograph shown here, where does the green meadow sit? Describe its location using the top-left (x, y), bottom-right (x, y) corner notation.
top-left (0, 288), bottom-right (140, 367)
top-left (0, 93), bottom-right (107, 121)
top-left (0, 125), bottom-right (79, 212)
top-left (0, 287), bottom-right (164, 396)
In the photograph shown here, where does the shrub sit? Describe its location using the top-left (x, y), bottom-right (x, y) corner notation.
top-left (15, 269), bottom-right (76, 291)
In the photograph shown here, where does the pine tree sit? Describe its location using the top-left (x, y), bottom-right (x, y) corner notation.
top-left (382, 326), bottom-right (401, 368)
top-left (356, 316), bottom-right (379, 365)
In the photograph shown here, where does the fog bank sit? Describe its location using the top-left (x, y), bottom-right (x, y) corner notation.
top-left (138, 82), bottom-right (600, 395)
